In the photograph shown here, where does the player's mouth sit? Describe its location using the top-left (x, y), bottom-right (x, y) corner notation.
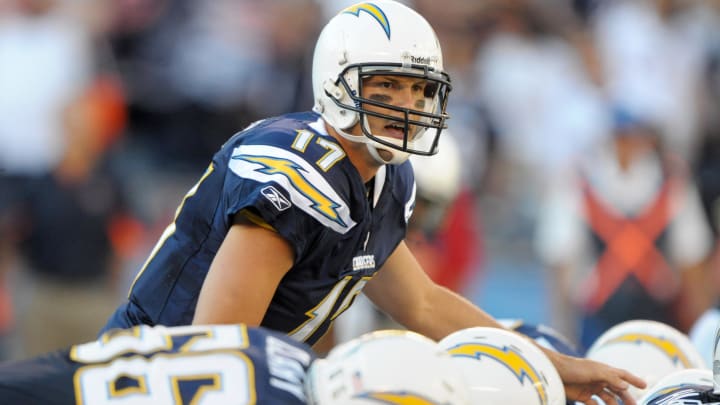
top-left (383, 122), bottom-right (407, 140)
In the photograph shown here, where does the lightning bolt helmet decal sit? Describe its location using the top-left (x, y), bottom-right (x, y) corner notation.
top-left (359, 391), bottom-right (441, 405)
top-left (341, 3), bottom-right (391, 39)
top-left (607, 334), bottom-right (692, 368)
top-left (447, 343), bottom-right (549, 405)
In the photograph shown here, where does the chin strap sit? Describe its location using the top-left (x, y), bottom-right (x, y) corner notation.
top-left (366, 143), bottom-right (409, 165)
top-left (332, 115), bottom-right (411, 165)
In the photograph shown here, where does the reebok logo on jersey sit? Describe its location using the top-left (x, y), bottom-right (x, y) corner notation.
top-left (230, 144), bottom-right (356, 234)
top-left (262, 186), bottom-right (292, 211)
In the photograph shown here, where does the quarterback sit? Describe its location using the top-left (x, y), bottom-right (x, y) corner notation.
top-left (100, 1), bottom-right (645, 402)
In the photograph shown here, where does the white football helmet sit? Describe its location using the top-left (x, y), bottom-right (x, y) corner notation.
top-left (689, 306), bottom-right (720, 368)
top-left (586, 320), bottom-right (706, 400)
top-left (312, 0), bottom-right (452, 165)
top-left (408, 131), bottom-right (461, 234)
top-left (410, 130), bottom-right (461, 205)
top-left (306, 329), bottom-right (470, 405)
top-left (439, 326), bottom-right (566, 405)
top-left (639, 369), bottom-right (715, 404)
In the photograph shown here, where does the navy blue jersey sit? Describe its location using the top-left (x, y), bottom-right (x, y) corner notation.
top-left (0, 324), bottom-right (315, 405)
top-left (500, 319), bottom-right (582, 405)
top-left (103, 112), bottom-right (416, 345)
top-left (500, 319), bottom-right (583, 356)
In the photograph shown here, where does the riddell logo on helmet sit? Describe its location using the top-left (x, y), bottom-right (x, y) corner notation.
top-left (403, 54), bottom-right (438, 66)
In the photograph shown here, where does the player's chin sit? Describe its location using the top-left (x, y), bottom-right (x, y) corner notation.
top-left (376, 149), bottom-right (394, 162)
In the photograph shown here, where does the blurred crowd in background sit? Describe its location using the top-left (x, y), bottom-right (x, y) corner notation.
top-left (1, 0), bottom-right (720, 361)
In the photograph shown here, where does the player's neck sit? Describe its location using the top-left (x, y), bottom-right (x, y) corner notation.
top-left (326, 126), bottom-right (381, 183)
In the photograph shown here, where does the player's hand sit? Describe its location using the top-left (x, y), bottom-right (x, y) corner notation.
top-left (548, 351), bottom-right (646, 405)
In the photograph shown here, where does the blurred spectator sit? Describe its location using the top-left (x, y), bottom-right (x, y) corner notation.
top-left (696, 136), bottom-right (720, 243)
top-left (467, 1), bottom-right (609, 274)
top-left (588, 0), bottom-right (717, 163)
top-left (100, 1), bottom-right (323, 243)
top-left (0, 191), bottom-right (15, 360)
top-left (104, 0), bottom-right (320, 176)
top-left (0, 0), bottom-right (93, 175)
top-left (686, 141), bottom-right (720, 368)
top-left (695, 0), bottom-right (720, 242)
top-left (690, 81), bottom-right (720, 366)
top-left (474, 1), bottom-right (608, 187)
top-left (0, 0), bottom-right (140, 359)
top-left (535, 108), bottom-right (714, 350)
top-left (455, 2), bottom-right (608, 325)
top-left (415, 0), bottom-right (491, 189)
top-left (12, 75), bottom-right (140, 358)
top-left (0, 0), bottom-right (96, 359)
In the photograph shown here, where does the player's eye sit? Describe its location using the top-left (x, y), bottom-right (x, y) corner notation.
top-left (423, 82), bottom-right (438, 98)
top-left (379, 81), bottom-right (394, 89)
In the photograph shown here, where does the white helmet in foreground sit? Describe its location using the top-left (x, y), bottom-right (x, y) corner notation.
top-left (639, 368), bottom-right (714, 404)
top-left (639, 323), bottom-right (720, 404)
top-left (586, 320), bottom-right (706, 400)
top-left (305, 329), bottom-right (470, 404)
top-left (408, 131), bottom-right (461, 234)
top-left (410, 130), bottom-right (461, 205)
top-left (439, 326), bottom-right (566, 405)
top-left (312, 0), bottom-right (452, 165)
top-left (689, 306), bottom-right (720, 367)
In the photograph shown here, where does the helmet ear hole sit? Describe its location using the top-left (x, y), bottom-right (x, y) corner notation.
top-left (334, 107), bottom-right (359, 130)
top-left (323, 79), bottom-right (359, 130)
top-left (323, 79), bottom-right (343, 100)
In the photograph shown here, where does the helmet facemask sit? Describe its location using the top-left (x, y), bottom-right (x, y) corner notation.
top-left (311, 0), bottom-right (452, 165)
top-left (327, 62), bottom-right (451, 164)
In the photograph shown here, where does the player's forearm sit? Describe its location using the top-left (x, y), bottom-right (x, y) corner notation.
top-left (405, 283), bottom-right (505, 341)
top-left (193, 289), bottom-right (269, 326)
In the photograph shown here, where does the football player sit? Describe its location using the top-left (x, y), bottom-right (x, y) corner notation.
top-left (0, 324), bottom-right (315, 404)
top-left (99, 1), bottom-right (644, 402)
top-left (0, 325), bottom-right (471, 405)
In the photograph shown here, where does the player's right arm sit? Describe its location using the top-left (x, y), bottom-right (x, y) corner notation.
top-left (192, 213), bottom-right (294, 326)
